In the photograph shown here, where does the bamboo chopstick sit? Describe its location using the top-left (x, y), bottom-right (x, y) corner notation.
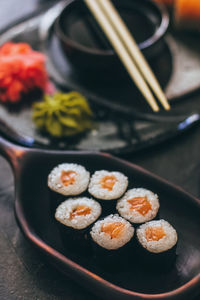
top-left (97, 0), bottom-right (170, 111)
top-left (84, 0), bottom-right (160, 112)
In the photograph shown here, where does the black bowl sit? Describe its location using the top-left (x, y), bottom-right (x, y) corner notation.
top-left (55, 0), bottom-right (169, 73)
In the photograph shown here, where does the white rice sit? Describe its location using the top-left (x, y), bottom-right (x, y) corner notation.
top-left (90, 214), bottom-right (134, 250)
top-left (116, 188), bottom-right (159, 223)
top-left (48, 163), bottom-right (90, 196)
top-left (55, 197), bottom-right (102, 230)
top-left (88, 170), bottom-right (128, 200)
top-left (136, 220), bottom-right (178, 253)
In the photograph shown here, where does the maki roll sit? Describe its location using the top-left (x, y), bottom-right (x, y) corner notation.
top-left (55, 197), bottom-right (101, 229)
top-left (48, 163), bottom-right (90, 196)
top-left (88, 170), bottom-right (128, 200)
top-left (90, 214), bottom-right (134, 250)
top-left (136, 220), bottom-right (178, 269)
top-left (116, 188), bottom-right (160, 225)
top-left (88, 170), bottom-right (128, 214)
top-left (55, 197), bottom-right (101, 253)
top-left (90, 214), bottom-right (134, 267)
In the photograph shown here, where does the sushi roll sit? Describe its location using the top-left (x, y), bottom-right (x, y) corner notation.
top-left (48, 163), bottom-right (90, 196)
top-left (116, 188), bottom-right (160, 225)
top-left (90, 214), bottom-right (134, 267)
top-left (88, 170), bottom-right (128, 200)
top-left (136, 220), bottom-right (178, 269)
top-left (88, 170), bottom-right (128, 214)
top-left (55, 197), bottom-right (101, 229)
top-left (55, 197), bottom-right (101, 253)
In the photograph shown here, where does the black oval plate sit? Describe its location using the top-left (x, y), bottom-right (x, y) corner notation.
top-left (1, 137), bottom-right (198, 300)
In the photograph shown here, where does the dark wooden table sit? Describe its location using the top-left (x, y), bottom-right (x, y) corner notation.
top-left (0, 1), bottom-right (200, 299)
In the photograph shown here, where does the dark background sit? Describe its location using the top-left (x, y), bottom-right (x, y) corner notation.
top-left (0, 1), bottom-right (200, 299)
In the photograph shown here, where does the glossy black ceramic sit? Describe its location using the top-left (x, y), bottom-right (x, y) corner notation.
top-left (0, 135), bottom-right (199, 300)
top-left (0, 3), bottom-right (200, 154)
top-left (55, 0), bottom-right (169, 72)
top-left (0, 4), bottom-right (200, 155)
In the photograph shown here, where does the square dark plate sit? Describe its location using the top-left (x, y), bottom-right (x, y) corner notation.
top-left (0, 136), bottom-right (199, 300)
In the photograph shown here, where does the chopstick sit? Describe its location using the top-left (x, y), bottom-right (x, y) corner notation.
top-left (84, 0), bottom-right (170, 112)
top-left (97, 0), bottom-right (170, 111)
top-left (84, 0), bottom-right (159, 112)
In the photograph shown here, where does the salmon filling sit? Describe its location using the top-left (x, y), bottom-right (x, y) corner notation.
top-left (70, 205), bottom-right (91, 220)
top-left (101, 222), bottom-right (125, 239)
top-left (128, 196), bottom-right (152, 216)
top-left (145, 226), bottom-right (166, 242)
top-left (100, 175), bottom-right (117, 191)
top-left (61, 170), bottom-right (77, 186)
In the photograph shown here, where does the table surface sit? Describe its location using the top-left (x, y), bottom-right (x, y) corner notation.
top-left (0, 1), bottom-right (200, 299)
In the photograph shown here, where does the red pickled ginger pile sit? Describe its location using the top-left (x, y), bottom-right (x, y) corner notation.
top-left (0, 42), bottom-right (48, 103)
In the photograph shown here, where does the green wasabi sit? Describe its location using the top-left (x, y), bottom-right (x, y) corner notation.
top-left (32, 91), bottom-right (93, 137)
